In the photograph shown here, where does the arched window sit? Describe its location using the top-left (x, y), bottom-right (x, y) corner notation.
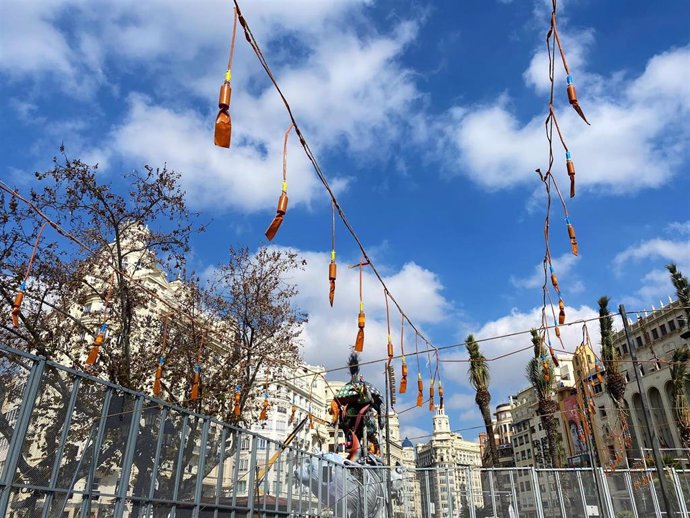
top-left (648, 386), bottom-right (675, 448)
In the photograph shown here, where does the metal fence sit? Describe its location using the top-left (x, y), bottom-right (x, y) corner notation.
top-left (2, 343), bottom-right (690, 518)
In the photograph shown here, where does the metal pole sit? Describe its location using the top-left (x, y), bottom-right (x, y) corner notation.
top-left (41, 376), bottom-right (82, 518)
top-left (192, 418), bottom-right (211, 518)
top-left (0, 358), bottom-right (45, 515)
top-left (384, 365), bottom-right (394, 518)
top-left (114, 395), bottom-right (144, 518)
top-left (620, 304), bottom-right (675, 515)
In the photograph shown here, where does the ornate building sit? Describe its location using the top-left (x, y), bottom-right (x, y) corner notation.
top-left (416, 407), bottom-right (483, 517)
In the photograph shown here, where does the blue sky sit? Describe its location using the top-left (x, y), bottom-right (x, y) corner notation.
top-left (2, 0), bottom-right (689, 442)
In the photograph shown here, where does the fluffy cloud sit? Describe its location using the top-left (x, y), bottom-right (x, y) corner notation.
top-left (612, 230), bottom-right (690, 307)
top-left (511, 252), bottom-right (582, 291)
top-left (441, 38), bottom-right (690, 194)
top-left (613, 238), bottom-right (690, 272)
top-left (1, 1), bottom-right (421, 212)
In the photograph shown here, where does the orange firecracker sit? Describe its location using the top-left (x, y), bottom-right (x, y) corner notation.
top-left (416, 373), bottom-right (424, 407)
top-left (233, 385), bottom-right (242, 417)
top-left (400, 358), bottom-right (408, 394)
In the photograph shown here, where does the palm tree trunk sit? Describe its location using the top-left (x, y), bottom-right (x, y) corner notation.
top-left (539, 399), bottom-right (562, 468)
top-left (479, 398), bottom-right (499, 466)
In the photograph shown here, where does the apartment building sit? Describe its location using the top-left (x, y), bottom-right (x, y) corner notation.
top-left (416, 407), bottom-right (483, 518)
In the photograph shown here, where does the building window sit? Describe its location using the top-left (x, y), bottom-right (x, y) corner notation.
top-left (640, 365), bottom-right (646, 376)
top-left (668, 319), bottom-right (676, 332)
top-left (651, 328), bottom-right (659, 340)
top-left (660, 324), bottom-right (668, 336)
top-left (636, 336), bottom-right (643, 349)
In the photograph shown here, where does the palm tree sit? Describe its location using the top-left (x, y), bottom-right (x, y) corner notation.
top-left (525, 329), bottom-right (562, 468)
top-left (670, 345), bottom-right (690, 448)
top-left (466, 334), bottom-right (499, 466)
top-left (666, 265), bottom-right (690, 449)
top-left (599, 296), bottom-right (627, 408)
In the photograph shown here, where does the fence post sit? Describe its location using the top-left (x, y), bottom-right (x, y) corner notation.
top-left (230, 429), bottom-right (242, 518)
top-left (488, 469), bottom-right (497, 518)
top-left (576, 470), bottom-right (589, 515)
top-left (170, 415), bottom-right (190, 518)
top-left (247, 434), bottom-right (258, 518)
top-left (623, 470), bottom-right (640, 518)
top-left (508, 470), bottom-right (520, 518)
top-left (597, 467), bottom-right (616, 518)
top-left (443, 467), bottom-right (453, 518)
top-left (147, 406), bottom-right (167, 517)
top-left (79, 387), bottom-right (114, 518)
top-left (40, 377), bottom-right (81, 518)
top-left (554, 471), bottom-right (567, 518)
top-left (530, 468), bottom-right (545, 518)
top-left (465, 467), bottom-right (476, 518)
top-left (113, 395), bottom-right (143, 518)
top-left (192, 418), bottom-right (211, 518)
top-left (647, 471), bottom-right (662, 517)
top-left (214, 426), bottom-right (228, 518)
top-left (0, 358), bottom-right (45, 515)
top-left (671, 468), bottom-right (689, 517)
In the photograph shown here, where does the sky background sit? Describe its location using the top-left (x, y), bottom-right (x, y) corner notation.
top-left (2, 0), bottom-right (689, 444)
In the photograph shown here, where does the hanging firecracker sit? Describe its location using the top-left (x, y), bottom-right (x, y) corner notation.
top-left (352, 260), bottom-right (368, 352)
top-left (388, 365), bottom-right (396, 406)
top-left (548, 341), bottom-right (560, 367)
top-left (400, 357), bottom-right (408, 394)
top-left (12, 222), bottom-right (47, 328)
top-left (565, 75), bottom-right (590, 125)
top-left (429, 378), bottom-right (435, 411)
top-left (543, 359), bottom-right (550, 383)
top-left (214, 8), bottom-right (238, 148)
top-left (416, 373), bottom-right (424, 407)
top-left (190, 363), bottom-right (201, 401)
top-left (85, 273), bottom-right (115, 368)
top-left (260, 392), bottom-right (269, 421)
top-left (289, 399), bottom-right (297, 425)
top-left (308, 412), bottom-right (314, 430)
top-left (190, 333), bottom-right (206, 402)
top-left (558, 298), bottom-right (566, 325)
top-left (438, 379), bottom-right (444, 410)
top-left (265, 124), bottom-right (294, 240)
top-left (566, 218), bottom-right (578, 256)
top-left (11, 283), bottom-right (25, 328)
top-left (86, 323), bottom-right (107, 366)
top-left (233, 385), bottom-right (242, 417)
top-left (328, 200), bottom-right (337, 307)
top-left (565, 150), bottom-right (576, 198)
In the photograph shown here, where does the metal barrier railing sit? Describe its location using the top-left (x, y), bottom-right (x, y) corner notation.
top-left (1, 342), bottom-right (689, 518)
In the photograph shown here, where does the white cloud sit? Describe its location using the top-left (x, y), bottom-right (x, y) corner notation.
top-left (613, 238), bottom-right (690, 272)
top-left (511, 252), bottom-right (581, 291)
top-left (441, 40), bottom-right (690, 194)
top-left (5, 1), bottom-right (422, 212)
top-left (613, 234), bottom-right (690, 307)
top-left (667, 221), bottom-right (690, 236)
